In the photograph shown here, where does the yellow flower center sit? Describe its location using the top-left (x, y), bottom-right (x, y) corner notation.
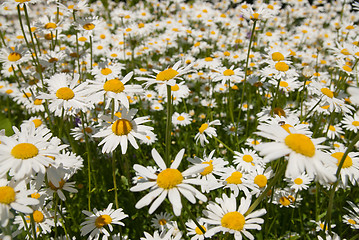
top-left (11, 143), bottom-right (39, 159)
top-left (0, 186), bottom-right (16, 205)
top-left (157, 168), bottom-right (183, 189)
top-left (275, 62), bottom-right (289, 72)
top-left (348, 219), bottom-right (356, 225)
top-left (45, 22), bottom-right (57, 29)
top-left (48, 57), bottom-right (58, 63)
top-left (83, 23), bottom-right (95, 30)
top-left (279, 196), bottom-right (291, 206)
top-left (279, 81), bottom-right (288, 87)
top-left (331, 152), bottom-right (353, 168)
top-left (34, 99), bottom-right (42, 105)
top-left (272, 107), bottom-right (286, 117)
top-left (294, 178), bottom-right (303, 185)
top-left (195, 225), bottom-right (206, 235)
top-left (204, 57), bottom-right (213, 62)
top-left (221, 211), bottom-right (245, 231)
top-left (341, 48), bottom-right (350, 55)
top-left (223, 69), bottom-right (234, 76)
top-left (226, 171), bottom-right (243, 184)
top-left (32, 119), bottom-right (42, 128)
top-left (103, 79), bottom-right (125, 93)
top-left (329, 125), bottom-right (336, 131)
top-left (171, 84), bottom-right (180, 91)
top-left (31, 192), bottom-right (41, 199)
top-left (95, 215), bottom-right (112, 228)
top-left (56, 87), bottom-right (74, 100)
top-left (200, 161), bottom-right (213, 176)
top-left (251, 13), bottom-right (260, 19)
top-left (199, 123), bottom-right (208, 134)
top-left (158, 219), bottom-right (167, 225)
top-left (342, 65), bottom-right (352, 72)
top-left (156, 68), bottom-right (179, 81)
top-left (284, 133), bottom-right (315, 157)
top-left (321, 88), bottom-right (333, 98)
top-left (242, 155), bottom-right (253, 162)
top-left (272, 52), bottom-right (284, 61)
top-left (111, 119), bottom-right (133, 136)
top-left (101, 68), bottom-right (112, 75)
top-left (33, 210), bottom-right (44, 223)
top-left (177, 116), bottom-right (185, 121)
top-left (352, 121), bottom-right (359, 127)
top-left (254, 174), bottom-right (267, 188)
top-left (8, 52), bottom-right (22, 62)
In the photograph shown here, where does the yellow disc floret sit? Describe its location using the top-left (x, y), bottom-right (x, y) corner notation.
top-left (242, 155), bottom-right (253, 162)
top-left (111, 119), bottom-right (133, 136)
top-left (294, 178), bottom-right (303, 185)
top-left (101, 68), bottom-right (112, 75)
top-left (226, 171), bottom-right (243, 184)
top-left (33, 210), bottom-right (44, 223)
top-left (0, 186), bottom-right (16, 205)
top-left (103, 79), bottom-right (125, 93)
top-left (200, 161), bottom-right (213, 176)
top-left (83, 23), bottom-right (95, 30)
top-left (254, 174), bottom-right (267, 188)
top-left (223, 69), bottom-right (234, 76)
top-left (156, 68), bottom-right (179, 81)
top-left (95, 215), bottom-right (112, 228)
top-left (272, 52), bottom-right (284, 61)
top-left (321, 88), bottom-right (334, 98)
top-left (157, 168), bottom-right (183, 189)
top-left (331, 152), bottom-right (353, 168)
top-left (199, 123), bottom-right (208, 134)
top-left (221, 211), bottom-right (245, 231)
top-left (8, 52), bottom-right (22, 62)
top-left (275, 62), bottom-right (289, 72)
top-left (195, 225), bottom-right (206, 235)
top-left (11, 143), bottom-right (39, 160)
top-left (56, 87), bottom-right (75, 100)
top-left (284, 133), bottom-right (315, 157)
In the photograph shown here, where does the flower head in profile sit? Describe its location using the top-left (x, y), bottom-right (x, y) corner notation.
top-left (136, 60), bottom-right (193, 89)
top-left (130, 148), bottom-right (207, 216)
top-left (194, 120), bottom-right (221, 146)
top-left (81, 203), bottom-right (128, 240)
top-left (202, 193), bottom-right (266, 240)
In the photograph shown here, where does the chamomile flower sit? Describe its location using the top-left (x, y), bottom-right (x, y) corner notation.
top-left (285, 172), bottom-right (313, 192)
top-left (0, 45), bottom-right (29, 65)
top-left (136, 60), bottom-right (193, 89)
top-left (0, 123), bottom-right (59, 180)
top-left (255, 123), bottom-right (337, 183)
top-left (172, 112), bottom-right (192, 127)
top-left (220, 167), bottom-right (258, 197)
top-left (93, 108), bottom-right (153, 154)
top-left (185, 219), bottom-right (208, 240)
top-left (86, 72), bottom-right (143, 110)
top-left (210, 65), bottom-right (244, 85)
top-left (202, 193), bottom-right (266, 240)
top-left (151, 212), bottom-right (173, 231)
top-left (272, 188), bottom-right (302, 208)
top-left (342, 114), bottom-right (359, 133)
top-left (0, 178), bottom-right (39, 227)
top-left (194, 119), bottom-right (221, 146)
top-left (130, 148), bottom-right (207, 216)
top-left (325, 124), bottom-right (344, 140)
top-left (233, 148), bottom-right (264, 173)
top-left (38, 73), bottom-right (91, 117)
top-left (80, 203), bottom-right (128, 240)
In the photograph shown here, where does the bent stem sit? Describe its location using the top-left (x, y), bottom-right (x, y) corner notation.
top-left (112, 152), bottom-right (119, 209)
top-left (325, 132), bottom-right (359, 235)
top-left (245, 159), bottom-right (287, 216)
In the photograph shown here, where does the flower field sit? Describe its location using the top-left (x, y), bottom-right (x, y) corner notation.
top-left (1, 0), bottom-right (359, 239)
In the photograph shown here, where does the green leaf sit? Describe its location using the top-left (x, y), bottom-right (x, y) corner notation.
top-left (0, 114), bottom-right (14, 136)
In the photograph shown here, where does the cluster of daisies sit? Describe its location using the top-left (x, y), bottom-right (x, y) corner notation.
top-left (1, 0), bottom-right (359, 239)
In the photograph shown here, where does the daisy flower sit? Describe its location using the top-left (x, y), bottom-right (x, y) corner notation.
top-left (93, 108), bottom-right (153, 154)
top-left (342, 114), bottom-right (359, 133)
top-left (246, 166), bottom-right (273, 196)
top-left (347, 87), bottom-right (359, 105)
top-left (194, 119), bottom-right (221, 146)
top-left (220, 167), bottom-right (258, 197)
top-left (328, 147), bottom-right (359, 187)
top-left (254, 123), bottom-right (337, 183)
top-left (343, 201), bottom-right (359, 230)
top-left (151, 212), bottom-right (173, 231)
top-left (187, 150), bottom-right (228, 193)
top-left (141, 228), bottom-right (180, 240)
top-left (0, 123), bottom-right (59, 180)
top-left (285, 172), bottom-right (313, 192)
top-left (202, 193), bottom-right (266, 240)
top-left (210, 65), bottom-right (244, 85)
top-left (0, 45), bottom-right (29, 65)
top-left (86, 72), bottom-right (143, 111)
top-left (172, 112), bottom-right (192, 127)
top-left (185, 219), bottom-right (208, 240)
top-left (80, 203), bottom-right (128, 240)
top-left (325, 124), bottom-right (344, 140)
top-left (91, 62), bottom-right (124, 81)
top-left (135, 60), bottom-right (193, 89)
top-left (130, 148), bottom-right (207, 216)
top-left (38, 73), bottom-right (91, 117)
top-left (233, 148), bottom-right (264, 173)
top-left (0, 178), bottom-right (39, 227)
top-left (272, 188), bottom-right (302, 208)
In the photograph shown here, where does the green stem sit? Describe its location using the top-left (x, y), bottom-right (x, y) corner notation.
top-left (245, 159), bottom-right (287, 216)
top-left (30, 214), bottom-right (38, 240)
top-left (183, 202), bottom-right (206, 235)
top-left (19, 213), bottom-right (32, 240)
top-left (213, 136), bottom-right (234, 154)
top-left (112, 152), bottom-right (119, 209)
top-left (325, 132), bottom-right (359, 234)
top-left (165, 85), bottom-right (172, 166)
